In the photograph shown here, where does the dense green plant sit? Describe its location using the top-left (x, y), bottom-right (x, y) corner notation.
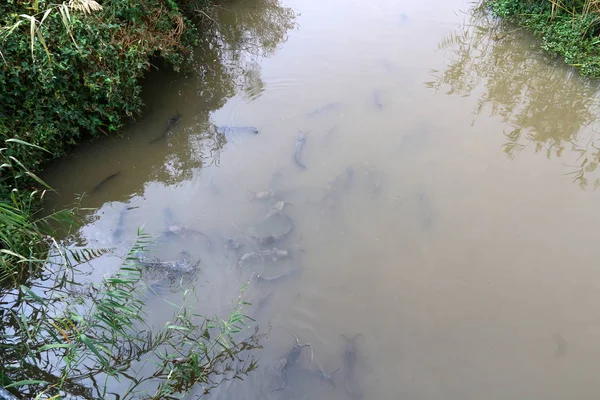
top-left (0, 0), bottom-right (199, 185)
top-left (484, 0), bottom-right (600, 77)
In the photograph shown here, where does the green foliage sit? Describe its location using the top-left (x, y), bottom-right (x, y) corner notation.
top-left (0, 139), bottom-right (81, 286)
top-left (0, 0), bottom-right (199, 188)
top-left (0, 140), bottom-right (262, 398)
top-left (485, 0), bottom-right (600, 77)
top-left (1, 230), bottom-right (261, 399)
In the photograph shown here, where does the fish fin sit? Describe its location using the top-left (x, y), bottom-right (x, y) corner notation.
top-left (293, 333), bottom-right (311, 349)
top-left (341, 333), bottom-right (363, 343)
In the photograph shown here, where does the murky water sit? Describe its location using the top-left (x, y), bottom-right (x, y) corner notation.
top-left (43, 0), bottom-right (600, 398)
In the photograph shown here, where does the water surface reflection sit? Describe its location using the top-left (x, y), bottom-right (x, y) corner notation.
top-left (43, 0), bottom-right (600, 399)
top-left (429, 7), bottom-right (600, 189)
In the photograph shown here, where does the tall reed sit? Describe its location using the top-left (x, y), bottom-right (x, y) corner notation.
top-left (0, 139), bottom-right (261, 399)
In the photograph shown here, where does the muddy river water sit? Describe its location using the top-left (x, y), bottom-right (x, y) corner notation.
top-left (43, 0), bottom-right (600, 398)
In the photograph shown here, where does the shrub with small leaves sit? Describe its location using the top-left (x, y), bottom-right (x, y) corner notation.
top-left (484, 0), bottom-right (600, 77)
top-left (0, 0), bottom-right (199, 191)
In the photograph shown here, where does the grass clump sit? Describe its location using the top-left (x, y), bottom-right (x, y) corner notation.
top-left (484, 0), bottom-right (600, 77)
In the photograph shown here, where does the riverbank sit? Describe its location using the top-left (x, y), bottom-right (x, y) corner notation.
top-left (484, 0), bottom-right (600, 78)
top-left (0, 0), bottom-right (202, 199)
top-left (0, 0), bottom-right (214, 275)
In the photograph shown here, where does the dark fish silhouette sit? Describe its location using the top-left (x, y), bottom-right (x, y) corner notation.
top-left (90, 171), bottom-right (120, 194)
top-left (373, 89), bottom-right (383, 110)
top-left (239, 248), bottom-right (291, 268)
top-left (251, 215), bottom-right (294, 248)
top-left (294, 131), bottom-right (308, 169)
top-left (161, 207), bottom-right (212, 249)
top-left (148, 113), bottom-right (181, 144)
top-left (255, 266), bottom-right (297, 283)
top-left (270, 334), bottom-right (311, 392)
top-left (301, 359), bottom-right (338, 387)
top-left (305, 102), bottom-right (343, 117)
top-left (216, 126), bottom-right (259, 136)
top-left (341, 334), bottom-right (363, 399)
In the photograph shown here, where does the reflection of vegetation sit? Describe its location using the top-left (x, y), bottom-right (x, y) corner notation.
top-left (428, 5), bottom-right (600, 189)
top-left (140, 0), bottom-right (296, 187)
top-left (193, 0), bottom-right (296, 105)
top-left (210, 0), bottom-right (297, 57)
top-left (486, 0), bottom-right (600, 78)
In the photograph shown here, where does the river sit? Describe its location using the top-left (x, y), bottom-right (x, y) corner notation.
top-left (43, 0), bottom-right (600, 398)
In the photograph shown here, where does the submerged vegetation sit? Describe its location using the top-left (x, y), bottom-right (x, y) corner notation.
top-left (483, 0), bottom-right (600, 77)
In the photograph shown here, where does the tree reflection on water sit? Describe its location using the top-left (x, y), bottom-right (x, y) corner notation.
top-left (427, 5), bottom-right (600, 189)
top-left (145, 0), bottom-right (297, 185)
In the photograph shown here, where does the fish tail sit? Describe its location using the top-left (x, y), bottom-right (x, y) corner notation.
top-left (341, 333), bottom-right (362, 344)
top-left (245, 189), bottom-right (257, 202)
top-left (329, 368), bottom-right (340, 387)
top-left (269, 371), bottom-right (287, 393)
top-left (294, 158), bottom-right (307, 169)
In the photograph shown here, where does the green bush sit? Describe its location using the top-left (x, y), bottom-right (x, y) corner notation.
top-left (485, 0), bottom-right (600, 77)
top-left (0, 0), bottom-right (198, 188)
